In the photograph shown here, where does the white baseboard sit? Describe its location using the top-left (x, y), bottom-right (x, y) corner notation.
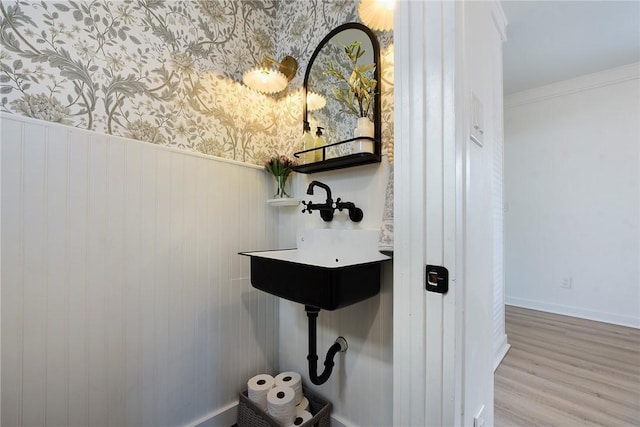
top-left (506, 297), bottom-right (640, 329)
top-left (186, 401), bottom-right (238, 427)
top-left (493, 334), bottom-right (510, 371)
top-left (330, 413), bottom-right (352, 427)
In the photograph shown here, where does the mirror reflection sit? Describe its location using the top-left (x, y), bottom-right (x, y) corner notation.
top-left (303, 23), bottom-right (380, 161)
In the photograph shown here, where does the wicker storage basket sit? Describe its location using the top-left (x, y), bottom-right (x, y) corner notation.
top-left (237, 386), bottom-right (331, 427)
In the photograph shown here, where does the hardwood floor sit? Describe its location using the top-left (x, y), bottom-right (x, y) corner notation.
top-left (495, 306), bottom-right (640, 427)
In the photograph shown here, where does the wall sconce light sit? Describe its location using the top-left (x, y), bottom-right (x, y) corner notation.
top-left (306, 91), bottom-right (327, 111)
top-left (242, 55), bottom-right (298, 94)
top-left (358, 0), bottom-right (395, 32)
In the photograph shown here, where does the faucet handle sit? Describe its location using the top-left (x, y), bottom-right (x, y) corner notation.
top-left (301, 200), bottom-right (313, 214)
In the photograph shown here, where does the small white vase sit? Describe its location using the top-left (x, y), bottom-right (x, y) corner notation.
top-left (353, 117), bottom-right (374, 154)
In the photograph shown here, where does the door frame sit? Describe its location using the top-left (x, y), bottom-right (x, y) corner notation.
top-left (393, 1), bottom-right (462, 425)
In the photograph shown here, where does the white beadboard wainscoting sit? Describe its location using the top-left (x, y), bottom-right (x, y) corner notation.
top-left (1, 113), bottom-right (279, 427)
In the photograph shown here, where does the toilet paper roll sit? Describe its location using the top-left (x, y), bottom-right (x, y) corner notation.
top-left (295, 396), bottom-right (309, 415)
top-left (247, 374), bottom-right (275, 410)
top-left (275, 371), bottom-right (303, 405)
top-left (267, 386), bottom-right (296, 426)
top-left (288, 410), bottom-right (313, 427)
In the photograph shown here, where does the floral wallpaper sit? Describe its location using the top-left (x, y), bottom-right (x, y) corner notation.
top-left (0, 0), bottom-right (393, 165)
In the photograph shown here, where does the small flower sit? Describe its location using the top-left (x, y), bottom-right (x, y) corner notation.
top-left (73, 40), bottom-right (94, 61)
top-left (265, 154), bottom-right (297, 198)
top-left (125, 119), bottom-right (166, 144)
top-left (175, 122), bottom-right (188, 137)
top-left (11, 93), bottom-right (70, 122)
top-left (175, 98), bottom-right (187, 110)
top-left (252, 28), bottom-right (273, 52)
top-left (329, 0), bottom-right (351, 13)
top-left (290, 15), bottom-right (308, 38)
top-left (197, 138), bottom-right (224, 157)
top-left (33, 65), bottom-right (44, 79)
top-left (116, 4), bottom-right (135, 25)
top-left (170, 51), bottom-right (195, 74)
top-left (105, 52), bottom-right (125, 72)
top-left (199, 1), bottom-right (229, 24)
top-left (264, 154), bottom-right (297, 178)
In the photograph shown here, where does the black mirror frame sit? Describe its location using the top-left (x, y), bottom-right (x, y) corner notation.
top-left (298, 22), bottom-right (382, 171)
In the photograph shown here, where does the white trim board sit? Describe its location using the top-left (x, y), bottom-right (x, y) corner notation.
top-left (505, 61), bottom-right (640, 108)
top-left (493, 335), bottom-right (510, 371)
top-left (187, 401), bottom-right (238, 427)
top-left (505, 298), bottom-right (640, 329)
top-left (0, 112), bottom-right (264, 171)
top-left (330, 414), bottom-right (351, 427)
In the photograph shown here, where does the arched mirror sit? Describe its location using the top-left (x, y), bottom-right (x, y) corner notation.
top-left (293, 23), bottom-right (381, 174)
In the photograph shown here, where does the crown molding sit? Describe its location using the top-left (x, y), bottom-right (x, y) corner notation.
top-left (505, 62), bottom-right (640, 108)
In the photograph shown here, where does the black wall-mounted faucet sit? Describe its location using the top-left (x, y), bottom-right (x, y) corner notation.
top-left (302, 181), bottom-right (363, 222)
top-left (303, 181), bottom-right (334, 221)
top-left (306, 180), bottom-right (332, 200)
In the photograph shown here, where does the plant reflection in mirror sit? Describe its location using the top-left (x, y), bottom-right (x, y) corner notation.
top-left (324, 41), bottom-right (377, 119)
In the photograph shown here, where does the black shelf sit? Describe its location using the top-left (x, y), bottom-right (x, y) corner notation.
top-left (292, 137), bottom-right (381, 174)
top-left (292, 152), bottom-right (380, 174)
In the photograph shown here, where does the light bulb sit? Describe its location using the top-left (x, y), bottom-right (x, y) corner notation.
top-left (306, 91), bottom-right (327, 111)
top-left (242, 67), bottom-right (288, 94)
top-left (358, 0), bottom-right (395, 32)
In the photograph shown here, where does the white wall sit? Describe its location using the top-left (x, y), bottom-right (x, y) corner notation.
top-left (1, 114), bottom-right (279, 427)
top-left (504, 64), bottom-right (640, 328)
top-left (273, 160), bottom-right (392, 427)
top-left (460, 1), bottom-right (506, 425)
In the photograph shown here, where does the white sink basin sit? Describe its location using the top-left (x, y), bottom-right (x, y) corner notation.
top-left (245, 229), bottom-right (390, 268)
